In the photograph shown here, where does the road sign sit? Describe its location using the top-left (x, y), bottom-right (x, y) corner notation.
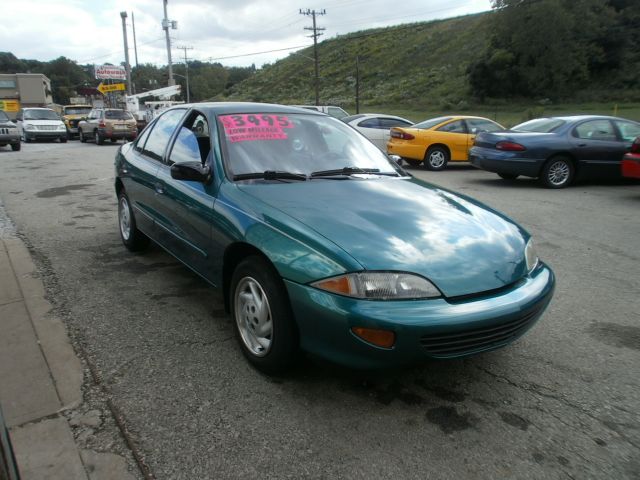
top-left (97, 83), bottom-right (126, 95)
top-left (95, 64), bottom-right (127, 80)
top-left (0, 99), bottom-right (20, 112)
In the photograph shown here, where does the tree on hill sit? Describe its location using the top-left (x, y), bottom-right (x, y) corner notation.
top-left (468, 0), bottom-right (621, 99)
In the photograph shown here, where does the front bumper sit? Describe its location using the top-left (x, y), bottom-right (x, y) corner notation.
top-left (0, 131), bottom-right (20, 144)
top-left (23, 130), bottom-right (66, 140)
top-left (286, 263), bottom-right (555, 368)
top-left (469, 147), bottom-right (543, 177)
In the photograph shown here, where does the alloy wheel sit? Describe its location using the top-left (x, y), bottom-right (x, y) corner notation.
top-left (547, 160), bottom-right (570, 186)
top-left (429, 150), bottom-right (446, 168)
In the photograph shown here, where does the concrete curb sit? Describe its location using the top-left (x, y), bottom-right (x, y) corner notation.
top-left (0, 236), bottom-right (136, 479)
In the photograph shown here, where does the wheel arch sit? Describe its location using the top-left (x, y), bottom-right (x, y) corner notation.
top-left (115, 178), bottom-right (124, 196)
top-left (540, 152), bottom-right (578, 176)
top-left (425, 143), bottom-right (451, 158)
top-left (222, 242), bottom-right (280, 313)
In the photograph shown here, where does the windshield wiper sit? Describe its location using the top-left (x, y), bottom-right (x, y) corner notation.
top-left (310, 166), bottom-right (399, 178)
top-left (233, 170), bottom-right (307, 182)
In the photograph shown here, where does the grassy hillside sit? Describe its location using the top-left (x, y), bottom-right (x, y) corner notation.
top-left (221, 8), bottom-right (640, 115)
top-left (222, 13), bottom-right (491, 109)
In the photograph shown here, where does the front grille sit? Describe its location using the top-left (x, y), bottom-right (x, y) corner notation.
top-left (70, 119), bottom-right (79, 127)
top-left (36, 125), bottom-right (58, 131)
top-left (419, 304), bottom-right (544, 357)
top-left (0, 128), bottom-right (9, 134)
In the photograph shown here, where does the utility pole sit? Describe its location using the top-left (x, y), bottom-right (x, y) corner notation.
top-left (300, 8), bottom-right (326, 106)
top-left (176, 45), bottom-right (193, 103)
top-left (120, 11), bottom-right (132, 95)
top-left (355, 55), bottom-right (360, 114)
top-left (162, 0), bottom-right (178, 86)
top-left (132, 12), bottom-right (139, 67)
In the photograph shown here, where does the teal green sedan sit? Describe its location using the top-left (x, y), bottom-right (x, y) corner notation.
top-left (115, 103), bottom-right (555, 373)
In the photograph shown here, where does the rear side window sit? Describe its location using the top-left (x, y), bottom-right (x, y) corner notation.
top-left (134, 119), bottom-right (156, 152)
top-left (437, 120), bottom-right (467, 133)
top-left (574, 120), bottom-right (616, 141)
top-left (358, 118), bottom-right (380, 129)
top-left (513, 118), bottom-right (565, 133)
top-left (414, 117), bottom-right (452, 130)
top-left (379, 118), bottom-right (412, 129)
top-left (105, 110), bottom-right (133, 120)
top-left (141, 109), bottom-right (187, 161)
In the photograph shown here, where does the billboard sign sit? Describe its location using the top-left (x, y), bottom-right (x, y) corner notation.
top-left (0, 100), bottom-right (20, 112)
top-left (94, 64), bottom-right (127, 80)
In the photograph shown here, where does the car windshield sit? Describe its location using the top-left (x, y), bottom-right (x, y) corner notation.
top-left (64, 107), bottom-right (92, 115)
top-left (413, 116), bottom-right (452, 130)
top-left (105, 110), bottom-right (133, 120)
top-left (24, 109), bottom-right (59, 120)
top-left (218, 113), bottom-right (404, 179)
top-left (512, 118), bottom-right (566, 133)
top-left (0, 111), bottom-right (9, 122)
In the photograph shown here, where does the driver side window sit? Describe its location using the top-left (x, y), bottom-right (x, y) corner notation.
top-left (168, 112), bottom-right (211, 165)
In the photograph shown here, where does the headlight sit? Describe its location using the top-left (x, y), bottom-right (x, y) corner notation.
top-left (57, 124), bottom-right (66, 130)
top-left (312, 272), bottom-right (441, 300)
top-left (24, 123), bottom-right (35, 130)
top-left (525, 239), bottom-right (538, 273)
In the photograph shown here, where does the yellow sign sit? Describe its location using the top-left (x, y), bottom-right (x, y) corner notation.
top-left (0, 99), bottom-right (20, 112)
top-left (97, 83), bottom-right (126, 94)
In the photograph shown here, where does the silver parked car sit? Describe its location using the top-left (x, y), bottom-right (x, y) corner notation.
top-left (0, 111), bottom-right (20, 151)
top-left (342, 113), bottom-right (413, 151)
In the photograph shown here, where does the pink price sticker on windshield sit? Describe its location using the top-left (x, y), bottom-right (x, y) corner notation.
top-left (219, 114), bottom-right (294, 143)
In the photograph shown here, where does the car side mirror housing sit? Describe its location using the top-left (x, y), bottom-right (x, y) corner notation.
top-left (171, 161), bottom-right (212, 183)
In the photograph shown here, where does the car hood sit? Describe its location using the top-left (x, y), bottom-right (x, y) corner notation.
top-left (240, 177), bottom-right (529, 297)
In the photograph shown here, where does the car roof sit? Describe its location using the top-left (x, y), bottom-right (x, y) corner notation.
top-left (343, 113), bottom-right (412, 122)
top-left (531, 114), bottom-right (633, 122)
top-left (168, 102), bottom-right (325, 116)
top-left (24, 107), bottom-right (55, 111)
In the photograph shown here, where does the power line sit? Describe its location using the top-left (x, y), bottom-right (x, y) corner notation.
top-left (176, 45), bottom-right (193, 102)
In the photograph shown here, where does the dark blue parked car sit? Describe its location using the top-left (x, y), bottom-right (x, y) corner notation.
top-left (469, 115), bottom-right (640, 188)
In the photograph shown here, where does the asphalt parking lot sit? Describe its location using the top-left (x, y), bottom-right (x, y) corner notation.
top-left (0, 141), bottom-right (639, 479)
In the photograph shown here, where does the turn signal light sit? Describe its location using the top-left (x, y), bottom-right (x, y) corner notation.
top-left (351, 327), bottom-right (396, 348)
top-left (390, 129), bottom-right (415, 140)
top-left (630, 137), bottom-right (640, 154)
top-left (496, 141), bottom-right (526, 151)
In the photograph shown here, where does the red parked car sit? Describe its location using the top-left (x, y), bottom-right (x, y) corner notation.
top-left (622, 136), bottom-right (640, 179)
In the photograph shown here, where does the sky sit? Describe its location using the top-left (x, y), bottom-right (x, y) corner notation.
top-left (1, 0), bottom-right (493, 69)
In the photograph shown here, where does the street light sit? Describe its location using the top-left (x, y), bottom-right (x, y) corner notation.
top-left (173, 73), bottom-right (190, 103)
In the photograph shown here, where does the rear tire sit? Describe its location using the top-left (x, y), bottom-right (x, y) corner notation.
top-left (540, 156), bottom-right (574, 189)
top-left (424, 146), bottom-right (449, 171)
top-left (79, 130), bottom-right (87, 143)
top-left (230, 256), bottom-right (298, 374)
top-left (94, 130), bottom-right (104, 145)
top-left (498, 173), bottom-right (518, 180)
top-left (111, 138), bottom-right (118, 143)
top-left (118, 191), bottom-right (150, 252)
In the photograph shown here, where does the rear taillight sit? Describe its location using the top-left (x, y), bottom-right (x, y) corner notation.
top-left (390, 129), bottom-right (415, 140)
top-left (496, 141), bottom-right (526, 151)
top-left (98, 121), bottom-right (106, 128)
top-left (631, 138), bottom-right (640, 154)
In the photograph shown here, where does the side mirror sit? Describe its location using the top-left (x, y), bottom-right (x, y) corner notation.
top-left (171, 161), bottom-right (211, 183)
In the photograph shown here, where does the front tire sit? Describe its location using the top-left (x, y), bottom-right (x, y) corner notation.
top-left (230, 256), bottom-right (298, 374)
top-left (404, 158), bottom-right (422, 168)
top-left (59, 137), bottom-right (67, 143)
top-left (79, 129), bottom-right (87, 143)
top-left (118, 191), bottom-right (150, 252)
top-left (11, 142), bottom-right (20, 151)
top-left (424, 146), bottom-right (449, 171)
top-left (540, 156), bottom-right (574, 188)
top-left (94, 130), bottom-right (104, 145)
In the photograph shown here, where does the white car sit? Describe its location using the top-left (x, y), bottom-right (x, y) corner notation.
top-left (293, 105), bottom-right (350, 119)
top-left (15, 107), bottom-right (67, 143)
top-left (342, 113), bottom-right (414, 151)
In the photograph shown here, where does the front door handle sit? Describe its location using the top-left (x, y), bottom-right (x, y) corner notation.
top-left (577, 143), bottom-right (587, 147)
top-left (154, 183), bottom-right (164, 194)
